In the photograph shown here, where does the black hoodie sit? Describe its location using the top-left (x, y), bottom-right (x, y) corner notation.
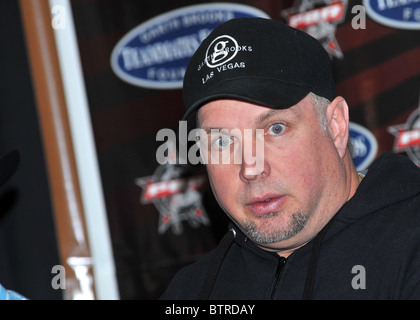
top-left (161, 153), bottom-right (420, 299)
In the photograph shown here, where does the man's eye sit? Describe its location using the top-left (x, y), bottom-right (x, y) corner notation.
top-left (267, 123), bottom-right (286, 135)
top-left (213, 136), bottom-right (232, 149)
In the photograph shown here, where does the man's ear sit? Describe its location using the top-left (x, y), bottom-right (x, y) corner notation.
top-left (326, 96), bottom-right (349, 158)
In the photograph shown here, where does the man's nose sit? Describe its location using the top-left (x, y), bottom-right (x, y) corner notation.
top-left (239, 129), bottom-right (268, 182)
top-left (239, 159), bottom-right (270, 182)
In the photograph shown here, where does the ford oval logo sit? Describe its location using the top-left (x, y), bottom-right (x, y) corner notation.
top-left (363, 0), bottom-right (420, 30)
top-left (110, 3), bottom-right (269, 89)
top-left (349, 122), bottom-right (378, 171)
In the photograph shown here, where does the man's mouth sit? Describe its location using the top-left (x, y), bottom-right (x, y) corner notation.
top-left (245, 195), bottom-right (286, 216)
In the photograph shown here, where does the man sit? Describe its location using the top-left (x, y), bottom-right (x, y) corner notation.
top-left (161, 18), bottom-right (420, 299)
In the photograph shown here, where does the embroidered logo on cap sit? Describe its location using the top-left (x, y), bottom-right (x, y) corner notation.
top-left (205, 35), bottom-right (239, 68)
top-left (198, 34), bottom-right (252, 85)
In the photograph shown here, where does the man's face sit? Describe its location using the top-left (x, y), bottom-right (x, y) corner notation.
top-left (197, 96), bottom-right (349, 255)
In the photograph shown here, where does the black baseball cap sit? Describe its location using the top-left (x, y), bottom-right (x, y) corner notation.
top-left (182, 17), bottom-right (337, 120)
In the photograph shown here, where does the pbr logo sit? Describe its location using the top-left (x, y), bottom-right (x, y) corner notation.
top-left (388, 96), bottom-right (420, 166)
top-left (349, 122), bottom-right (378, 171)
top-left (282, 0), bottom-right (348, 59)
top-left (135, 142), bottom-right (209, 235)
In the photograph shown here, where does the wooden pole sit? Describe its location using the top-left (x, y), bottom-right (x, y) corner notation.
top-left (19, 0), bottom-right (95, 299)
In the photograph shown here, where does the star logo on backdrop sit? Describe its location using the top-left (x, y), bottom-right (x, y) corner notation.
top-left (282, 0), bottom-right (348, 59)
top-left (388, 95), bottom-right (420, 167)
top-left (135, 140), bottom-right (209, 235)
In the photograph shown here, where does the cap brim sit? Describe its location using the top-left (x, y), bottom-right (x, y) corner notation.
top-left (182, 76), bottom-right (310, 121)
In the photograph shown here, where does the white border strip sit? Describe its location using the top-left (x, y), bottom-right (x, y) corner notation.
top-left (48, 0), bottom-right (119, 299)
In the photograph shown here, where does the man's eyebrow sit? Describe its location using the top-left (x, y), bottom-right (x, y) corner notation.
top-left (198, 117), bottom-right (231, 134)
top-left (255, 108), bottom-right (297, 125)
top-left (200, 127), bottom-right (230, 135)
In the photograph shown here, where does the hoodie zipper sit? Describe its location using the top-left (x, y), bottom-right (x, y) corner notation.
top-left (270, 256), bottom-right (287, 299)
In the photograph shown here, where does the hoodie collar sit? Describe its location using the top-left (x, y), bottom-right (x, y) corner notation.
top-left (331, 152), bottom-right (420, 231)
